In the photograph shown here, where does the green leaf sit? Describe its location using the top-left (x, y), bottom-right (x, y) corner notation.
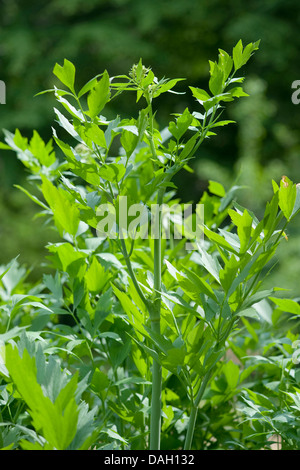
top-left (85, 257), bottom-right (108, 294)
top-left (41, 176), bottom-right (80, 236)
top-left (223, 360), bottom-right (240, 390)
top-left (179, 132), bottom-right (198, 160)
top-left (232, 40), bottom-right (244, 71)
top-left (218, 49), bottom-right (233, 81)
top-left (55, 93), bottom-right (84, 121)
top-left (120, 128), bottom-right (138, 158)
top-left (211, 120), bottom-right (236, 128)
top-left (47, 243), bottom-right (86, 275)
top-left (5, 344), bottom-right (79, 450)
top-left (161, 291), bottom-right (200, 318)
top-left (112, 284), bottom-right (146, 340)
top-left (228, 86), bottom-right (249, 98)
top-left (28, 131), bottom-right (56, 167)
top-left (131, 342), bottom-right (147, 377)
top-left (232, 40), bottom-right (260, 71)
top-left (91, 368), bottom-right (110, 393)
top-left (229, 208), bottom-right (253, 254)
top-left (189, 87), bottom-right (211, 102)
top-left (204, 226), bottom-right (239, 255)
top-left (0, 258), bottom-right (27, 295)
top-left (191, 245), bottom-right (221, 283)
top-left (2, 129), bottom-right (41, 172)
top-left (262, 191), bottom-right (279, 240)
top-left (179, 269), bottom-right (217, 302)
top-left (153, 78), bottom-right (185, 98)
top-left (9, 295), bottom-right (53, 319)
top-left (69, 160), bottom-right (101, 186)
top-left (87, 70), bottom-right (110, 118)
top-left (241, 40), bottom-right (261, 66)
top-left (247, 248), bottom-right (277, 277)
top-left (78, 74), bottom-right (103, 98)
top-left (53, 59), bottom-right (76, 94)
top-left (161, 343), bottom-right (186, 372)
top-left (54, 108), bottom-right (79, 138)
top-left (84, 123), bottom-right (107, 149)
top-left (269, 297), bottom-right (300, 315)
top-left (227, 248), bottom-right (268, 298)
top-left (208, 180), bottom-right (225, 197)
top-left (168, 108), bottom-right (193, 141)
top-left (105, 426), bottom-right (128, 444)
top-left (278, 175), bottom-right (297, 221)
top-left (20, 441), bottom-right (46, 451)
top-left (209, 62), bottom-right (224, 95)
top-left (94, 288), bottom-right (113, 328)
top-left (52, 132), bottom-right (76, 162)
top-left (0, 141), bottom-right (11, 150)
top-left (245, 389), bottom-right (275, 411)
top-left (143, 325), bottom-right (173, 357)
top-left (14, 184), bottom-right (49, 210)
top-left (13, 128), bottom-right (28, 150)
top-left (43, 272), bottom-right (63, 302)
top-left (99, 163), bottom-right (126, 182)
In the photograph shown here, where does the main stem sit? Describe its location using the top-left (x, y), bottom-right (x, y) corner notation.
top-left (149, 186), bottom-right (164, 450)
top-left (143, 90), bottom-right (164, 450)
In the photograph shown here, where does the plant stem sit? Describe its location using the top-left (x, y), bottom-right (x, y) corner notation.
top-left (143, 90), bottom-right (164, 450)
top-left (149, 356), bottom-right (162, 449)
top-left (184, 372), bottom-right (211, 450)
top-left (184, 404), bottom-right (198, 451)
top-left (149, 186), bottom-right (164, 450)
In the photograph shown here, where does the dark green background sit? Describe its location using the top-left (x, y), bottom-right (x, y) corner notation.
top-left (0, 0), bottom-right (299, 293)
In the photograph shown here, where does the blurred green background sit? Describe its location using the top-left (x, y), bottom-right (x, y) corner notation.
top-left (0, 0), bottom-right (299, 294)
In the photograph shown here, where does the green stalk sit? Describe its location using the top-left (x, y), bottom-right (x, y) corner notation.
top-left (149, 356), bottom-right (162, 449)
top-left (143, 89), bottom-right (164, 450)
top-left (149, 186), bottom-right (164, 450)
top-left (184, 404), bottom-right (198, 451)
top-left (184, 372), bottom-right (211, 450)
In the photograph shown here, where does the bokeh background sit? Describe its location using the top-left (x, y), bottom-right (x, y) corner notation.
top-left (0, 0), bottom-right (299, 294)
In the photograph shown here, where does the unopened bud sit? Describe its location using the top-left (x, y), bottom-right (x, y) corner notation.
top-left (281, 175), bottom-right (289, 188)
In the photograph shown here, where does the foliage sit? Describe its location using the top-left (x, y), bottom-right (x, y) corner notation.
top-left (1, 0), bottom-right (300, 292)
top-left (0, 40), bottom-right (300, 451)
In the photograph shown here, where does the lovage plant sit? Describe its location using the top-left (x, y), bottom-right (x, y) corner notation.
top-left (1, 39), bottom-right (300, 450)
